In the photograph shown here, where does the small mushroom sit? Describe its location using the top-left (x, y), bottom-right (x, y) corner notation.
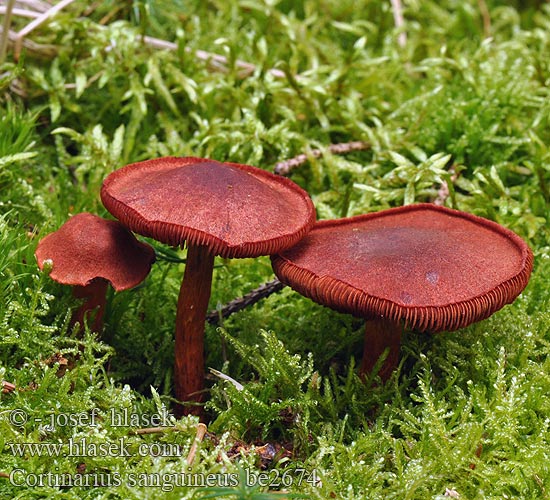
top-left (272, 203), bottom-right (533, 380)
top-left (100, 156), bottom-right (315, 413)
top-left (35, 213), bottom-right (155, 333)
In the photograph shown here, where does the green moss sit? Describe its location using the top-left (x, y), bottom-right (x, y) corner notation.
top-left (1, 0), bottom-right (550, 497)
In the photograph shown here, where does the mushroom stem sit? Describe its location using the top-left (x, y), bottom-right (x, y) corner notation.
top-left (360, 318), bottom-right (402, 381)
top-left (174, 243), bottom-right (215, 416)
top-left (71, 280), bottom-right (109, 334)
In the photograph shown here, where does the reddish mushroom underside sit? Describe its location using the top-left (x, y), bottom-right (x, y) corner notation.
top-left (35, 213), bottom-right (155, 333)
top-left (272, 203), bottom-right (533, 379)
top-left (101, 156), bottom-right (316, 414)
top-left (101, 156), bottom-right (315, 257)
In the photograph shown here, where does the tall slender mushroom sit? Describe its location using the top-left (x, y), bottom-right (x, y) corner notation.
top-left (272, 203), bottom-right (533, 380)
top-left (100, 156), bottom-right (315, 413)
top-left (35, 213), bottom-right (155, 333)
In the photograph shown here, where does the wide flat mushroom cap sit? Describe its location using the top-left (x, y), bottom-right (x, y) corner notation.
top-left (100, 157), bottom-right (316, 258)
top-left (272, 204), bottom-right (533, 332)
top-left (35, 213), bottom-right (155, 291)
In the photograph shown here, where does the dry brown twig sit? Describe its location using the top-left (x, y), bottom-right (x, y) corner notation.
top-left (2, 380), bottom-right (16, 393)
top-left (0, 0), bottom-right (69, 61)
top-left (204, 141), bottom-right (371, 321)
top-left (130, 426), bottom-right (177, 435)
top-left (14, 0), bottom-right (51, 13)
top-left (2, 0), bottom-right (290, 78)
top-left (0, 5), bottom-right (40, 20)
top-left (274, 140), bottom-right (370, 176)
top-left (13, 0), bottom-right (76, 60)
top-left (2, 3), bottom-right (371, 324)
top-left (141, 35), bottom-right (287, 79)
top-left (185, 423), bottom-right (208, 466)
top-left (206, 278), bottom-right (284, 325)
top-left (0, 26), bottom-right (58, 60)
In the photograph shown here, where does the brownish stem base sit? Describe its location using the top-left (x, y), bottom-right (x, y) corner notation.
top-left (174, 244), bottom-right (215, 417)
top-left (359, 318), bottom-right (402, 382)
top-left (71, 280), bottom-right (109, 334)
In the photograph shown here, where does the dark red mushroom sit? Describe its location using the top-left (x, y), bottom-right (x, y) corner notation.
top-left (100, 156), bottom-right (315, 413)
top-left (272, 203), bottom-right (533, 381)
top-left (35, 213), bottom-right (155, 333)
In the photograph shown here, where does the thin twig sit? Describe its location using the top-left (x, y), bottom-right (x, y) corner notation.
top-left (142, 35), bottom-right (287, 79)
top-left (130, 426), bottom-right (177, 435)
top-left (186, 423), bottom-right (207, 466)
top-left (0, 26), bottom-right (58, 57)
top-left (14, 0), bottom-right (51, 13)
top-left (14, 0), bottom-right (76, 60)
top-left (1, 380), bottom-right (16, 393)
top-left (5, 5), bottom-right (290, 79)
top-left (390, 0), bottom-right (407, 48)
top-left (63, 69), bottom-right (103, 90)
top-left (206, 278), bottom-right (284, 325)
top-left (202, 141), bottom-right (371, 323)
top-left (0, 6), bottom-right (40, 19)
top-left (0, 0), bottom-right (16, 63)
top-left (274, 140), bottom-right (370, 176)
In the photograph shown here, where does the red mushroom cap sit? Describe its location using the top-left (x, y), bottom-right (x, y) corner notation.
top-left (100, 157), bottom-right (316, 258)
top-left (272, 204), bottom-right (533, 332)
top-left (35, 213), bottom-right (155, 291)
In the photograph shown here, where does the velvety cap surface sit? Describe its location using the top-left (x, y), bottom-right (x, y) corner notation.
top-left (101, 157), bottom-right (316, 258)
top-left (35, 213), bottom-right (155, 291)
top-left (272, 204), bottom-right (533, 332)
